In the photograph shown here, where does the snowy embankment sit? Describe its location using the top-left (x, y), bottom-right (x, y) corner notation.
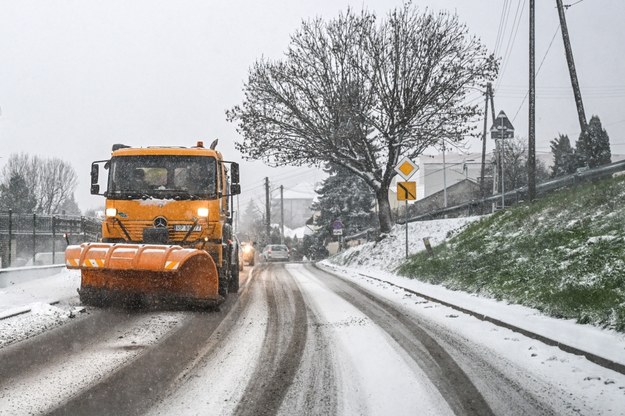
top-left (323, 216), bottom-right (625, 371)
top-left (0, 269), bottom-right (81, 348)
top-left (331, 217), bottom-right (480, 272)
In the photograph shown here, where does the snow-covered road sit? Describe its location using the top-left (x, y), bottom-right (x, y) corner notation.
top-left (1, 263), bottom-right (624, 415)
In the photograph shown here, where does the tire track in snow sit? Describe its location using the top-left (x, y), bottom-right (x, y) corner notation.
top-left (316, 264), bottom-right (580, 415)
top-left (278, 266), bottom-right (338, 416)
top-left (0, 311), bottom-right (184, 416)
top-left (289, 263), bottom-right (453, 415)
top-left (46, 277), bottom-right (250, 416)
top-left (234, 264), bottom-right (309, 416)
top-left (303, 263), bottom-right (495, 416)
top-left (0, 309), bottom-right (133, 383)
top-left (0, 268), bottom-right (254, 416)
top-left (145, 265), bottom-right (268, 416)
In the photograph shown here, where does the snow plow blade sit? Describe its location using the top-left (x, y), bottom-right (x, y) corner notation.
top-left (65, 243), bottom-right (220, 308)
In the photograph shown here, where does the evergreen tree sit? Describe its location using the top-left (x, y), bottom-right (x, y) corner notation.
top-left (550, 134), bottom-right (577, 177)
top-left (239, 200), bottom-right (264, 243)
top-left (301, 234), bottom-right (328, 261)
top-left (269, 226), bottom-right (282, 244)
top-left (311, 165), bottom-right (378, 249)
top-left (575, 115), bottom-right (612, 169)
top-left (0, 173), bottom-right (37, 213)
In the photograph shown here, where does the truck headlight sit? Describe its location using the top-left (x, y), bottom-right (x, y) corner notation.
top-left (197, 208), bottom-right (209, 218)
top-left (106, 208), bottom-right (117, 217)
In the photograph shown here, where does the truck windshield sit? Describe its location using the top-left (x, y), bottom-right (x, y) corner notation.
top-left (107, 155), bottom-right (217, 200)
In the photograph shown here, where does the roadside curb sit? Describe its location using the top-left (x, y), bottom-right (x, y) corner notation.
top-left (313, 262), bottom-right (625, 377)
top-left (0, 301), bottom-right (61, 320)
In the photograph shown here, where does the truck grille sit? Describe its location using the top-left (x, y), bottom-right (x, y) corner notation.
top-left (120, 220), bottom-right (203, 242)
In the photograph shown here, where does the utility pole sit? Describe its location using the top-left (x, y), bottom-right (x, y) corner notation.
top-left (489, 86), bottom-right (497, 213)
top-left (480, 83), bottom-right (491, 196)
top-left (528, 0), bottom-right (537, 201)
top-left (556, 0), bottom-right (588, 133)
top-left (442, 141), bottom-right (447, 208)
top-left (280, 185), bottom-right (284, 244)
top-left (264, 177), bottom-right (271, 242)
top-left (500, 116), bottom-right (505, 209)
top-left (489, 87), bottom-right (496, 126)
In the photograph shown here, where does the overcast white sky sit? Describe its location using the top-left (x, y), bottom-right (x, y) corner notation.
top-left (1, 0), bottom-right (624, 211)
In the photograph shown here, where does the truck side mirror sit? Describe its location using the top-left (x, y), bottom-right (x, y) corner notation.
top-left (231, 184), bottom-right (241, 195)
top-left (91, 163), bottom-right (100, 195)
top-left (231, 163), bottom-right (240, 184)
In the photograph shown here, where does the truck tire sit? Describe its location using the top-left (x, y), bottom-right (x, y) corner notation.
top-left (229, 262), bottom-right (240, 293)
top-left (218, 267), bottom-right (229, 298)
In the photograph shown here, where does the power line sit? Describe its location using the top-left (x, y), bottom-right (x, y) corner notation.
top-left (564, 0), bottom-right (585, 9)
top-left (243, 168), bottom-right (323, 193)
top-left (494, 0), bottom-right (511, 56)
top-left (500, 91), bottom-right (625, 98)
top-left (511, 23), bottom-right (561, 123)
top-left (499, 0), bottom-right (514, 56)
top-left (499, 84), bottom-right (625, 91)
top-left (496, 0), bottom-right (526, 91)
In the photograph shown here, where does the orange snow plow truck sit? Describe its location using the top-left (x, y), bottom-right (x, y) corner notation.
top-left (65, 141), bottom-right (241, 308)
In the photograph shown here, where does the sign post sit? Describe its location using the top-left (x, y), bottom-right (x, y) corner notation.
top-left (395, 157), bottom-right (418, 259)
top-left (332, 219), bottom-right (344, 250)
top-left (490, 111), bottom-right (515, 210)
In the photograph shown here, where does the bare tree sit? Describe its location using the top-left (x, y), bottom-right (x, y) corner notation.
top-left (0, 153), bottom-right (78, 214)
top-left (0, 153), bottom-right (39, 192)
top-left (37, 158), bottom-right (79, 214)
top-left (228, 5), bottom-right (497, 233)
top-left (497, 137), bottom-right (549, 191)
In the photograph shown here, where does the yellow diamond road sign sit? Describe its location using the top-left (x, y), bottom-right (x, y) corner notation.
top-left (394, 156), bottom-right (418, 180)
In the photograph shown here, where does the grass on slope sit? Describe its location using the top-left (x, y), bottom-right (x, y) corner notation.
top-left (398, 175), bottom-right (625, 332)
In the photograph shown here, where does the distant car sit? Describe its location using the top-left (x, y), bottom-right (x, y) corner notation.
top-left (240, 241), bottom-right (255, 266)
top-left (261, 244), bottom-right (290, 262)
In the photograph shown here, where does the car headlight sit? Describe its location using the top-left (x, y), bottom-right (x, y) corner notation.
top-left (197, 208), bottom-right (209, 217)
top-left (106, 208), bottom-right (117, 217)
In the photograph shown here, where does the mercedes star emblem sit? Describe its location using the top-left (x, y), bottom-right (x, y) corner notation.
top-left (153, 216), bottom-right (168, 228)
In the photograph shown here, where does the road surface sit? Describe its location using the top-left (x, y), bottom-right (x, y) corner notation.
top-left (0, 263), bottom-right (622, 415)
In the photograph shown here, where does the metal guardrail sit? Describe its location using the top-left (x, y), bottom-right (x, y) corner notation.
top-left (344, 228), bottom-right (377, 242)
top-left (397, 159), bottom-right (625, 224)
top-left (343, 159), bottom-right (625, 240)
top-left (0, 264), bottom-right (67, 288)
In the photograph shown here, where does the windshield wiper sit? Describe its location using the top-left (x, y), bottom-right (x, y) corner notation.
top-left (171, 190), bottom-right (203, 200)
top-left (118, 192), bottom-right (153, 200)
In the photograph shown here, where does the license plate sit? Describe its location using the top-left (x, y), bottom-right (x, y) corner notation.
top-left (173, 224), bottom-right (202, 232)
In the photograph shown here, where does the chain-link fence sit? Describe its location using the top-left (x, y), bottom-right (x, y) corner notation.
top-left (0, 211), bottom-right (101, 268)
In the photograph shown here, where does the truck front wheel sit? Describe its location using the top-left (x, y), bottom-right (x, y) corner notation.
top-left (218, 267), bottom-right (229, 298)
top-left (229, 262), bottom-right (240, 293)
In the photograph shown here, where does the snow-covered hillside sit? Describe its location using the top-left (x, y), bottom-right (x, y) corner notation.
top-left (329, 217), bottom-right (481, 272)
